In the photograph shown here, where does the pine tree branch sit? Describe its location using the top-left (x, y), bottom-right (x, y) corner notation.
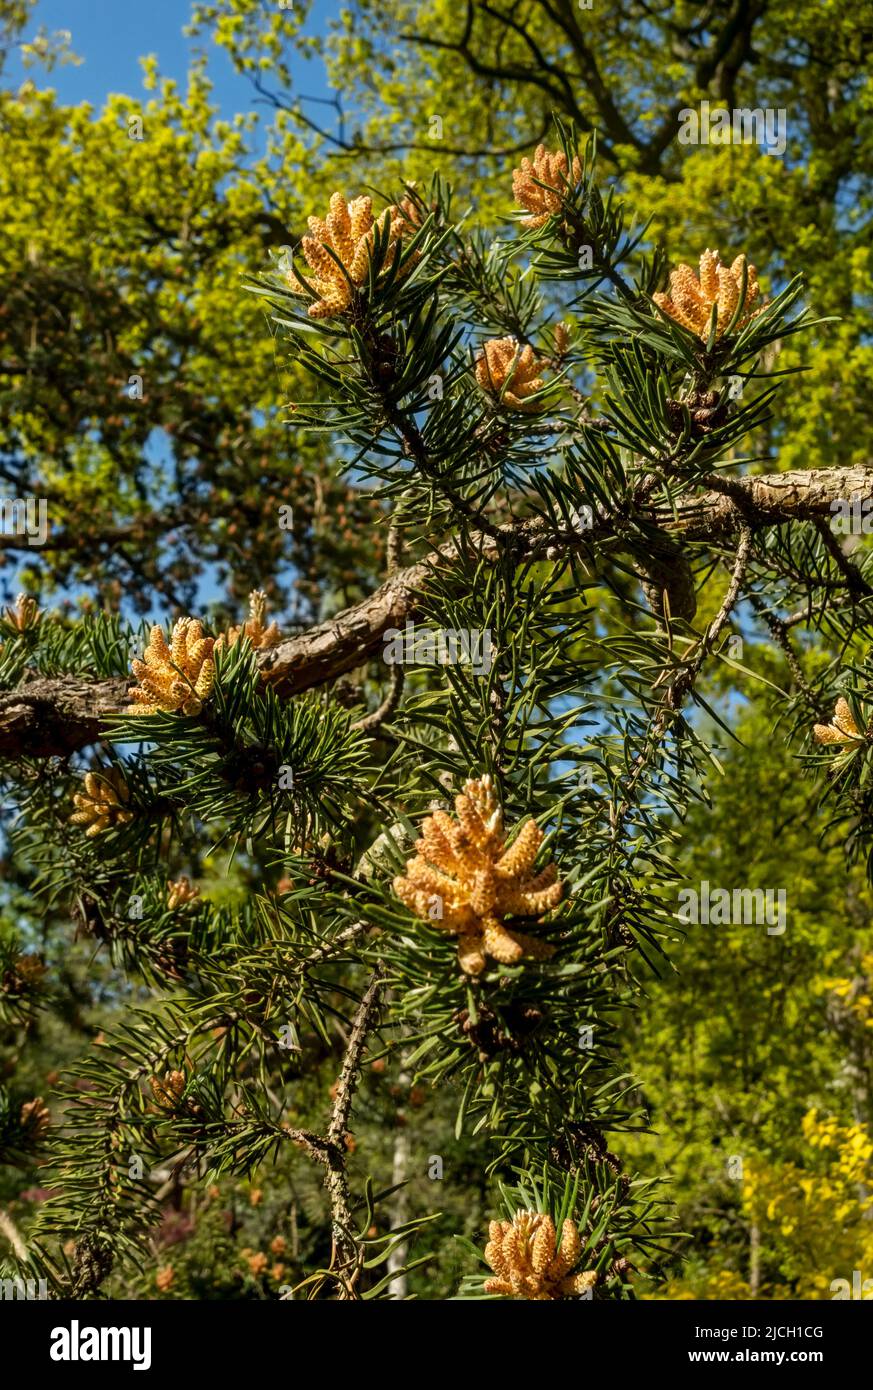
top-left (813, 517), bottom-right (873, 598)
top-left (351, 663), bottom-right (404, 734)
top-left (748, 592), bottom-right (828, 717)
top-left (665, 525), bottom-right (752, 709)
top-left (2, 466), bottom-right (872, 758)
top-left (604, 527), bottom-right (753, 948)
top-left (0, 673), bottom-right (129, 757)
top-left (324, 965), bottom-right (384, 1296)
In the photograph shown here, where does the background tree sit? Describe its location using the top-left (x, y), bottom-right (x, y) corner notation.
top-left (0, 6), bottom-right (392, 617)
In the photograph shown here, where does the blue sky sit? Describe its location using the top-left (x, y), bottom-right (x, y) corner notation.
top-left (9, 0), bottom-right (335, 119)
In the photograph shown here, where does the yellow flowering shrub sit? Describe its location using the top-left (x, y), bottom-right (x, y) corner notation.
top-left (739, 1112), bottom-right (873, 1298)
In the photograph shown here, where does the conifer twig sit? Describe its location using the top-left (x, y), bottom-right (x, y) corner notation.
top-left (324, 965), bottom-right (384, 1295)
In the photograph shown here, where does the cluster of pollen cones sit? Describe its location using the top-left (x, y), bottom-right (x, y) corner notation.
top-left (393, 774), bottom-right (562, 975)
top-left (286, 191), bottom-right (420, 319)
top-left (653, 248), bottom-right (760, 340)
top-left (484, 1211), bottom-right (597, 1299)
top-left (814, 696), bottom-right (868, 746)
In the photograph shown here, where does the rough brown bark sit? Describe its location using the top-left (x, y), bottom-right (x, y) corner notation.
top-left (0, 675), bottom-right (130, 758)
top-left (2, 466), bottom-right (871, 759)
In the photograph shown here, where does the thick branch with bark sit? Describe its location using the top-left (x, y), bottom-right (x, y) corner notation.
top-left (0, 674), bottom-right (130, 758)
top-left (2, 466), bottom-right (871, 759)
